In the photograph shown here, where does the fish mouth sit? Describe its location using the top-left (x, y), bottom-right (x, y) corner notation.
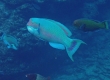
top-left (27, 26), bottom-right (35, 34)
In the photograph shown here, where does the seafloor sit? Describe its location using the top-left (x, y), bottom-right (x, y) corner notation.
top-left (0, 0), bottom-right (110, 80)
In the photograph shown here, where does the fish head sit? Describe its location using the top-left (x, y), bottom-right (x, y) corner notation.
top-left (73, 19), bottom-right (83, 28)
top-left (26, 73), bottom-right (37, 80)
top-left (27, 18), bottom-right (40, 35)
top-left (27, 18), bottom-right (40, 27)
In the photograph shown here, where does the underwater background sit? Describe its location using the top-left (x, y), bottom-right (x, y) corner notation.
top-left (0, 0), bottom-right (110, 80)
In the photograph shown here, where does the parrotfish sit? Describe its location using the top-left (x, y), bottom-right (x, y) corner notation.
top-left (73, 19), bottom-right (109, 32)
top-left (27, 18), bottom-right (86, 61)
top-left (26, 73), bottom-right (50, 80)
top-left (0, 32), bottom-right (18, 50)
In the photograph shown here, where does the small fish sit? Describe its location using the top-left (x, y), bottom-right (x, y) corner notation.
top-left (0, 32), bottom-right (18, 50)
top-left (73, 19), bottom-right (109, 32)
top-left (27, 18), bottom-right (86, 61)
top-left (26, 73), bottom-right (50, 80)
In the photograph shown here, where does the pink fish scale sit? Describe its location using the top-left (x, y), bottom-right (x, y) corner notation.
top-left (68, 41), bottom-right (77, 51)
top-left (27, 19), bottom-right (38, 28)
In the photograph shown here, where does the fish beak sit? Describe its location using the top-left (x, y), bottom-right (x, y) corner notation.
top-left (27, 26), bottom-right (35, 34)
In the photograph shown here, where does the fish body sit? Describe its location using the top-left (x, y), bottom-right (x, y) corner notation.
top-left (73, 19), bottom-right (109, 32)
top-left (26, 73), bottom-right (49, 80)
top-left (27, 18), bottom-right (71, 43)
top-left (2, 34), bottom-right (18, 50)
top-left (27, 18), bottom-right (86, 61)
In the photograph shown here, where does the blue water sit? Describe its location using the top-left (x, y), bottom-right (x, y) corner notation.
top-left (0, 0), bottom-right (110, 80)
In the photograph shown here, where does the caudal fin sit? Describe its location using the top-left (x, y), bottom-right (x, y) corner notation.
top-left (66, 39), bottom-right (86, 61)
top-left (105, 21), bottom-right (109, 29)
top-left (103, 21), bottom-right (109, 29)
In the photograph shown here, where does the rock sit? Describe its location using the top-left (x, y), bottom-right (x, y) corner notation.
top-left (99, 74), bottom-right (110, 80)
top-left (0, 1), bottom-right (11, 25)
top-left (1, 0), bottom-right (31, 5)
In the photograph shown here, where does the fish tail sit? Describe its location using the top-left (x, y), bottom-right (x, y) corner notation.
top-left (66, 39), bottom-right (86, 62)
top-left (105, 21), bottom-right (109, 29)
top-left (103, 21), bottom-right (109, 29)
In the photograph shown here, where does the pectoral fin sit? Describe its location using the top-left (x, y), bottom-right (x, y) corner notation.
top-left (49, 42), bottom-right (65, 50)
top-left (80, 24), bottom-right (86, 30)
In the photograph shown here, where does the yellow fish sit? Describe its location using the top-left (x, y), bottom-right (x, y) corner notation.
top-left (73, 19), bottom-right (109, 32)
top-left (27, 18), bottom-right (86, 61)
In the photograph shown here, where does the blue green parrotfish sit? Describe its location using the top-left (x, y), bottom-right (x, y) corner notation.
top-left (73, 19), bottom-right (109, 32)
top-left (27, 18), bottom-right (86, 61)
top-left (0, 32), bottom-right (18, 50)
